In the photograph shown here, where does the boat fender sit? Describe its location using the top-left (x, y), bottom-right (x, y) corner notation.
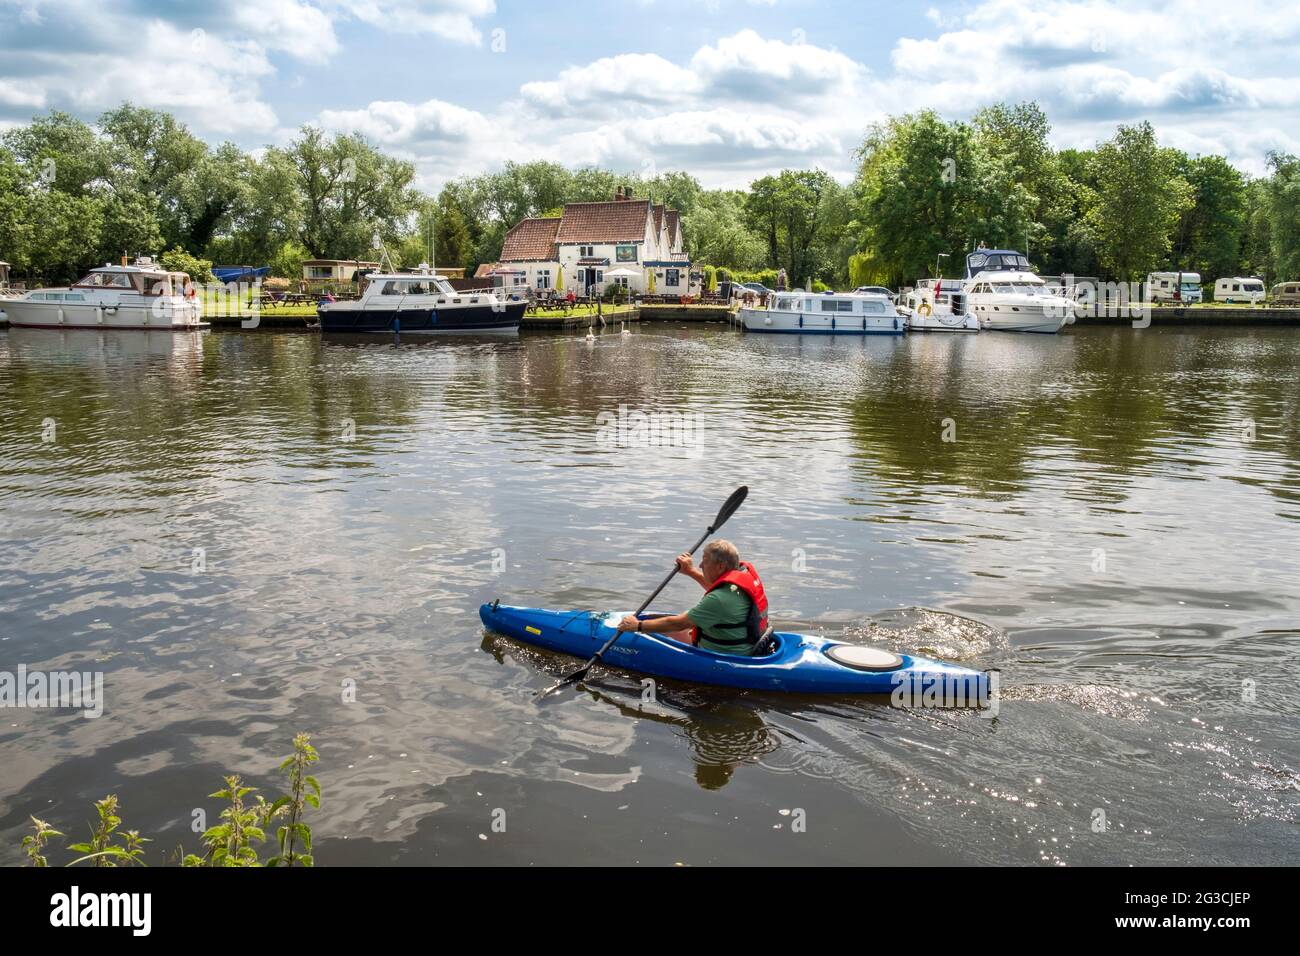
top-left (893, 317), bottom-right (899, 330)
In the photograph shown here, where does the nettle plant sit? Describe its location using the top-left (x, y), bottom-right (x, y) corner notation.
top-left (20, 733), bottom-right (321, 868)
top-left (185, 733), bottom-right (321, 867)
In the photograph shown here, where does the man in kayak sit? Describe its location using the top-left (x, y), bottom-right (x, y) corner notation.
top-left (616, 540), bottom-right (771, 655)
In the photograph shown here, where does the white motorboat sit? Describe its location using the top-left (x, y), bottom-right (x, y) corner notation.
top-left (962, 249), bottom-right (1072, 333)
top-left (739, 289), bottom-right (904, 335)
top-left (1, 257), bottom-right (204, 330)
top-left (897, 280), bottom-right (979, 332)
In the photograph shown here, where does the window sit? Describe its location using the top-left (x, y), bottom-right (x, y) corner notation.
top-left (864, 300), bottom-right (888, 314)
top-left (612, 276), bottom-right (629, 289)
top-left (820, 299), bottom-right (852, 312)
top-left (665, 268), bottom-right (680, 287)
top-left (579, 245), bottom-right (593, 257)
top-left (308, 266), bottom-right (333, 279)
top-left (536, 269), bottom-right (551, 290)
top-left (596, 270), bottom-right (604, 283)
top-left (380, 281), bottom-right (408, 295)
top-left (512, 274), bottom-right (526, 286)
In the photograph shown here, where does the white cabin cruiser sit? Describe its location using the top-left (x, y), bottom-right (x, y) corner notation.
top-left (1, 257), bottom-right (204, 330)
top-left (897, 280), bottom-right (979, 332)
top-left (740, 289), bottom-right (904, 335)
top-left (962, 249), bottom-right (1072, 333)
top-left (317, 264), bottom-right (524, 334)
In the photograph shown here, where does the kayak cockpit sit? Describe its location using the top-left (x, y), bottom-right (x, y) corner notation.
top-left (615, 612), bottom-right (785, 662)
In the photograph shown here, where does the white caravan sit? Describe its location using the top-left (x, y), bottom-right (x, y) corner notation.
top-left (1146, 271), bottom-right (1202, 304)
top-left (1214, 276), bottom-right (1266, 304)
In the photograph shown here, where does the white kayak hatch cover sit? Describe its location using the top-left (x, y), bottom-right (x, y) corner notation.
top-left (825, 644), bottom-right (903, 672)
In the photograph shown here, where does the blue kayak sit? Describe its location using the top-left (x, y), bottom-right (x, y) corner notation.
top-left (480, 603), bottom-right (989, 700)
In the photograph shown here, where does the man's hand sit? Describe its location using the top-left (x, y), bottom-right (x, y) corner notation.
top-left (616, 615), bottom-right (641, 632)
top-left (675, 553), bottom-right (695, 574)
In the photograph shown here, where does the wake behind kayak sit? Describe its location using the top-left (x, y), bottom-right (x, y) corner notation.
top-left (481, 602), bottom-right (991, 702)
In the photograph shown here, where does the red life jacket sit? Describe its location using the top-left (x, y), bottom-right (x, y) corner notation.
top-left (691, 562), bottom-right (769, 650)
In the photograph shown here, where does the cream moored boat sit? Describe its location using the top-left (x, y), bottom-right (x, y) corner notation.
top-left (897, 279), bottom-right (979, 331)
top-left (0, 257), bottom-right (204, 330)
top-left (740, 289), bottom-right (905, 335)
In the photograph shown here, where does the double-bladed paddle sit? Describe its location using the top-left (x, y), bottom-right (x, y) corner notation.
top-left (537, 485), bottom-right (749, 700)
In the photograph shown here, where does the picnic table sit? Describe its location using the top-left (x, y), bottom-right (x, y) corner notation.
top-left (255, 291), bottom-right (318, 308)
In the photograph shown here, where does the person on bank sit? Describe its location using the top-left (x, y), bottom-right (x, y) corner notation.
top-left (616, 540), bottom-right (771, 655)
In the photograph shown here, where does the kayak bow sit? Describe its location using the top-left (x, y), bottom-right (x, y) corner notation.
top-left (481, 603), bottom-right (989, 700)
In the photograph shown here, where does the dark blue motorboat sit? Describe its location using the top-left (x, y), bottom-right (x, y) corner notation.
top-left (318, 267), bottom-right (525, 334)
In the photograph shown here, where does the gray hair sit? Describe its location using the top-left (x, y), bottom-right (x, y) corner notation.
top-left (702, 539), bottom-right (741, 571)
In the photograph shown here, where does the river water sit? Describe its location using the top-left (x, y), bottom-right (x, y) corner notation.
top-left (0, 323), bottom-right (1297, 866)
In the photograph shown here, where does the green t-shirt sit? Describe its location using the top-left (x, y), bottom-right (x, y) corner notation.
top-left (687, 583), bottom-right (755, 655)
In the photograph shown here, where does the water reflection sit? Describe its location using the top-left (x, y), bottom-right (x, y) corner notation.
top-left (2, 324), bottom-right (1298, 865)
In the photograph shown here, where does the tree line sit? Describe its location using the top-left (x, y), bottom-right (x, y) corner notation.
top-left (2, 101), bottom-right (1297, 288)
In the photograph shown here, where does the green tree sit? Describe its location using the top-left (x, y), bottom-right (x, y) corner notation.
top-left (271, 126), bottom-right (419, 259)
top-left (744, 169), bottom-right (844, 285)
top-left (1171, 153), bottom-right (1247, 280)
top-left (690, 189), bottom-right (766, 270)
top-left (1084, 122), bottom-right (1193, 280)
top-left (1263, 152), bottom-right (1300, 281)
top-left (974, 102), bottom-right (1073, 274)
top-left (851, 110), bottom-right (1033, 286)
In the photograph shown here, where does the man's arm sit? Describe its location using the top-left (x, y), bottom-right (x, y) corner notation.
top-left (617, 612), bottom-right (694, 633)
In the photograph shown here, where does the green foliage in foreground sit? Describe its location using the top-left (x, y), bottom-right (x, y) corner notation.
top-left (19, 733), bottom-right (321, 868)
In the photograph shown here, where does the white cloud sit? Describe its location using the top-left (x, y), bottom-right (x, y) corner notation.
top-left (326, 0), bottom-right (496, 46)
top-left (689, 29), bottom-right (866, 102)
top-left (230, 0), bottom-right (340, 63)
top-left (316, 97), bottom-right (518, 187)
top-left (520, 53), bottom-right (699, 116)
top-left (0, 79), bottom-right (46, 109)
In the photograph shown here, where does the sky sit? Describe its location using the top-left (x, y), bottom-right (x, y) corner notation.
top-left (1, 0), bottom-right (1298, 192)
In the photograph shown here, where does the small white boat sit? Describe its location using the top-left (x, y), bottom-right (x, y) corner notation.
top-left (740, 289), bottom-right (904, 335)
top-left (897, 281), bottom-right (979, 332)
top-left (963, 249), bottom-right (1072, 333)
top-left (1, 257), bottom-right (204, 331)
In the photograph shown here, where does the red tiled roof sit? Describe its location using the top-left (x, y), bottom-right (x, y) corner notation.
top-left (653, 204), bottom-right (665, 237)
top-left (665, 210), bottom-right (680, 246)
top-left (555, 200), bottom-right (651, 244)
top-left (500, 217), bottom-right (560, 261)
